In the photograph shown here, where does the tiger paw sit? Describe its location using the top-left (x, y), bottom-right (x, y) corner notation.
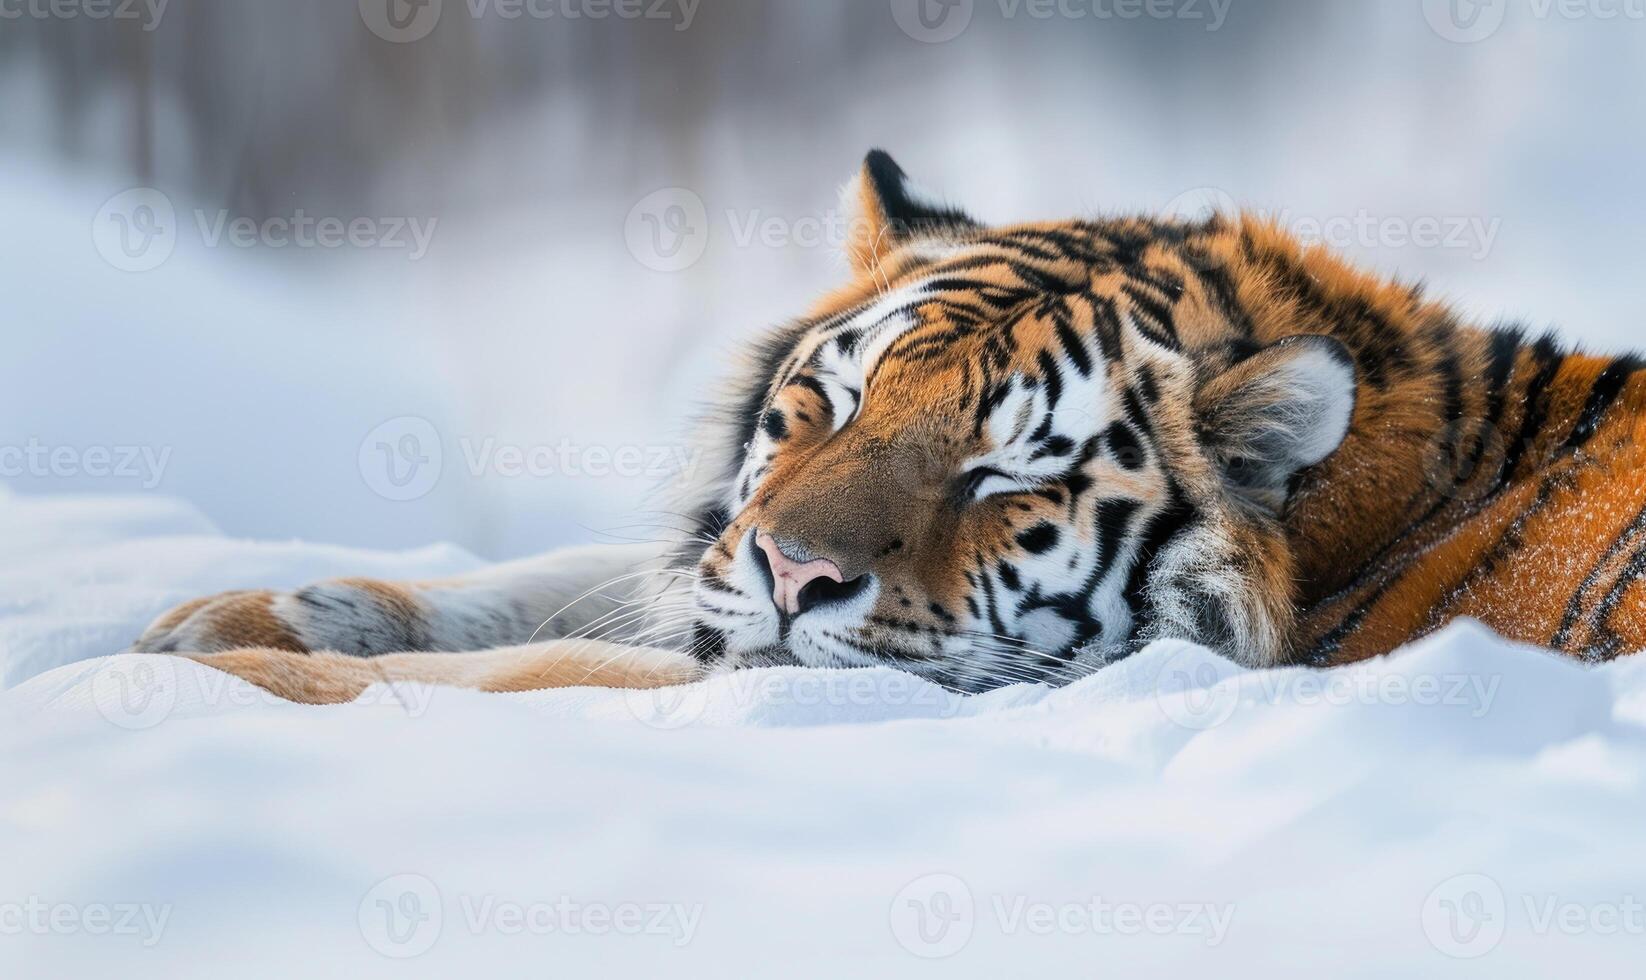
top-left (133, 580), bottom-right (430, 656)
top-left (133, 590), bottom-right (309, 654)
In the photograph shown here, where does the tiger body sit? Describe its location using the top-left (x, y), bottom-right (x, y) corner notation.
top-left (133, 152), bottom-right (1646, 701)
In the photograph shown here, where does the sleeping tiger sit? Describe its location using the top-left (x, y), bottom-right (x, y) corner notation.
top-left (132, 150), bottom-right (1646, 702)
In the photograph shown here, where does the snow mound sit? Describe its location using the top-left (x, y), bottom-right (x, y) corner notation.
top-left (5, 490), bottom-right (1646, 977)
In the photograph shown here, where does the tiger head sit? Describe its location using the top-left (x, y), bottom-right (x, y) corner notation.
top-left (687, 151), bottom-right (1357, 691)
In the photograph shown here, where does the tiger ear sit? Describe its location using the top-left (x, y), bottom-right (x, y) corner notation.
top-left (841, 149), bottom-right (980, 276)
top-left (1195, 336), bottom-right (1357, 512)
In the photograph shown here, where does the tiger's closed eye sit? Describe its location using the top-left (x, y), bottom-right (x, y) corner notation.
top-left (958, 467), bottom-right (1029, 502)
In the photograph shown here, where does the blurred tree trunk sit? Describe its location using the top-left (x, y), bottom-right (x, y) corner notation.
top-left (124, 19), bottom-right (153, 183)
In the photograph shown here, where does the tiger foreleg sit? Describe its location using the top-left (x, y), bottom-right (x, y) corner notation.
top-left (184, 639), bottom-right (704, 705)
top-left (133, 543), bottom-right (689, 658)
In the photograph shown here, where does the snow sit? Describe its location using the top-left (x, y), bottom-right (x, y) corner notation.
top-left (5, 488), bottom-right (1646, 977)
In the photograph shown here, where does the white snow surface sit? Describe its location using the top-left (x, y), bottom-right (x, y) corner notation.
top-left (6, 486), bottom-right (1646, 977)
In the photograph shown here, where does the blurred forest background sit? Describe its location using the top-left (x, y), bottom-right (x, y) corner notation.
top-left (3, 0), bottom-right (1643, 559)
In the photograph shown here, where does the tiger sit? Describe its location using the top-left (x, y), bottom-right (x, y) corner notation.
top-left (130, 150), bottom-right (1646, 703)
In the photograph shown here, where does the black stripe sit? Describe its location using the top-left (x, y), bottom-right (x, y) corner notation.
top-left (880, 326), bottom-right (978, 364)
top-left (1482, 326), bottom-right (1525, 431)
top-left (986, 234), bottom-right (1066, 264)
top-left (1052, 306), bottom-right (1094, 376)
top-left (1000, 228), bottom-right (1099, 265)
top-left (1085, 294), bottom-right (1123, 364)
top-left (688, 622), bottom-right (728, 664)
top-left (1092, 499), bottom-right (1140, 574)
top-left (1562, 356), bottom-right (1643, 452)
top-left (1553, 499), bottom-right (1646, 650)
top-left (920, 277), bottom-right (1015, 295)
top-left (1121, 484), bottom-right (1195, 626)
top-left (1588, 541), bottom-right (1646, 659)
top-left (1121, 387), bottom-right (1154, 445)
top-left (1140, 368), bottom-right (1163, 406)
top-left (977, 559), bottom-right (1011, 638)
top-left (1036, 349), bottom-right (1065, 407)
top-left (786, 373), bottom-right (829, 402)
top-left (734, 323), bottom-right (813, 470)
top-left (696, 574), bottom-right (744, 597)
top-left (1122, 283), bottom-right (1180, 350)
top-left (1496, 333), bottom-right (1565, 490)
top-left (761, 409), bottom-right (788, 442)
top-left (1195, 263), bottom-right (1255, 339)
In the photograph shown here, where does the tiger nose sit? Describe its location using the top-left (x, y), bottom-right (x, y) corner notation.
top-left (753, 530), bottom-right (855, 617)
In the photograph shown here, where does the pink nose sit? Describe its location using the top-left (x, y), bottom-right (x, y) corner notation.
top-left (755, 531), bottom-right (845, 617)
